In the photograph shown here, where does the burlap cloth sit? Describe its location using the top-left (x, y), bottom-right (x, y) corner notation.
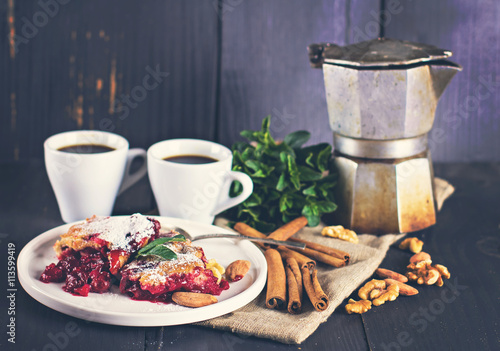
top-left (196, 178), bottom-right (455, 344)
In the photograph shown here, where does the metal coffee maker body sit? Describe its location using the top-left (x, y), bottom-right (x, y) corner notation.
top-left (309, 38), bottom-right (461, 234)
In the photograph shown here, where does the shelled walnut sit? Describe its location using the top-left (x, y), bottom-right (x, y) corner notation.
top-left (372, 283), bottom-right (399, 306)
top-left (321, 225), bottom-right (359, 244)
top-left (358, 279), bottom-right (400, 306)
top-left (358, 279), bottom-right (386, 300)
top-left (345, 299), bottom-right (372, 314)
top-left (406, 261), bottom-right (450, 287)
top-left (399, 237), bottom-right (424, 253)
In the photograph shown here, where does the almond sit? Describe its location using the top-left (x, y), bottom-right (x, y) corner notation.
top-left (172, 292), bottom-right (218, 308)
top-left (375, 268), bottom-right (408, 283)
top-left (225, 260), bottom-right (251, 282)
top-left (384, 279), bottom-right (419, 296)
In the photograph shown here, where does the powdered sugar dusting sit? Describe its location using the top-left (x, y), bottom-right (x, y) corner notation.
top-left (124, 242), bottom-right (204, 285)
top-left (84, 214), bottom-right (155, 251)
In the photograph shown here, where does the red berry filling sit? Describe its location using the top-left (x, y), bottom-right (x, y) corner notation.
top-left (40, 247), bottom-right (112, 296)
top-left (231, 275), bottom-right (244, 282)
top-left (40, 217), bottom-right (161, 297)
top-left (119, 265), bottom-right (229, 303)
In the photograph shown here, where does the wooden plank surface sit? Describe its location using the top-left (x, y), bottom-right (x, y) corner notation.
top-left (0, 0), bottom-right (219, 161)
top-left (2, 1), bottom-right (498, 163)
top-left (0, 161), bottom-right (370, 350)
top-left (0, 160), bottom-right (152, 351)
top-left (2, 161), bottom-right (499, 350)
top-left (216, 0), bottom-right (381, 148)
top-left (383, 0), bottom-right (500, 162)
top-left (359, 163), bottom-right (500, 350)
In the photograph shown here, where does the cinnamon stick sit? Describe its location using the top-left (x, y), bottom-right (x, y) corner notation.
top-left (301, 267), bottom-right (329, 312)
top-left (234, 222), bottom-right (267, 239)
top-left (264, 249), bottom-right (286, 310)
top-left (267, 216), bottom-right (308, 241)
top-left (234, 221), bottom-right (316, 269)
top-left (288, 237), bottom-right (350, 264)
top-left (286, 258), bottom-right (303, 301)
top-left (285, 258), bottom-right (302, 314)
top-left (291, 246), bottom-right (346, 268)
top-left (278, 247), bottom-right (315, 270)
top-left (233, 222), bottom-right (266, 250)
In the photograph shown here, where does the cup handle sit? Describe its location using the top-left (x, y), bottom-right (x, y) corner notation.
top-left (211, 171), bottom-right (253, 216)
top-left (118, 148), bottom-right (147, 195)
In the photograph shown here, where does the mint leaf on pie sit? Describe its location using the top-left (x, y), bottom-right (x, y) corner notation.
top-left (137, 235), bottom-right (186, 260)
top-left (143, 245), bottom-right (178, 261)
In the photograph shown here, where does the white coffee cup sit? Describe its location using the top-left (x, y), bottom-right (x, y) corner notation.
top-left (44, 130), bottom-right (147, 223)
top-left (148, 139), bottom-right (253, 224)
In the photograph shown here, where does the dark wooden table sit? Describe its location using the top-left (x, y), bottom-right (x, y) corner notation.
top-left (1, 161), bottom-right (498, 351)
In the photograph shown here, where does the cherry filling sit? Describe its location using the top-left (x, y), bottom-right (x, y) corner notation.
top-left (40, 247), bottom-right (112, 296)
top-left (119, 266), bottom-right (229, 303)
top-left (39, 217), bottom-right (161, 297)
top-left (231, 275), bottom-right (244, 282)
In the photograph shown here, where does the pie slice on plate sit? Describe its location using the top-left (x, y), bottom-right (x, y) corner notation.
top-left (40, 213), bottom-right (160, 296)
top-left (119, 237), bottom-right (229, 303)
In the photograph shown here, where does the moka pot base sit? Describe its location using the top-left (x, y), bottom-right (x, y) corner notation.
top-left (330, 135), bottom-right (437, 234)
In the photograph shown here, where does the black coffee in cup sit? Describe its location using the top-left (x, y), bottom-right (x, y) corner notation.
top-left (163, 155), bottom-right (218, 164)
top-left (58, 144), bottom-right (116, 154)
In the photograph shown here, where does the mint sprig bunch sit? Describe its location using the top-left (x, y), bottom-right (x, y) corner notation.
top-left (137, 235), bottom-right (186, 261)
top-left (227, 116), bottom-right (337, 232)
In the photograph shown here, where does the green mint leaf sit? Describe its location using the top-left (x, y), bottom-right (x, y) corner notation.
top-left (303, 185), bottom-right (317, 196)
top-left (317, 144), bottom-right (332, 172)
top-left (138, 235), bottom-right (186, 256)
top-left (298, 165), bottom-right (323, 181)
top-left (287, 155), bottom-right (301, 190)
top-left (316, 201), bottom-right (337, 213)
top-left (232, 142), bottom-right (250, 153)
top-left (225, 115), bottom-right (337, 232)
top-left (276, 172), bottom-right (287, 191)
top-left (245, 193), bottom-right (262, 207)
top-left (268, 190), bottom-right (281, 201)
top-left (167, 234), bottom-right (186, 242)
top-left (244, 160), bottom-right (260, 172)
top-left (230, 180), bottom-right (243, 197)
top-left (241, 208), bottom-right (261, 221)
top-left (279, 194), bottom-right (289, 212)
top-left (279, 151), bottom-right (288, 164)
top-left (144, 245), bottom-right (178, 261)
top-left (302, 204), bottom-right (320, 226)
top-left (261, 115), bottom-right (271, 134)
top-left (240, 130), bottom-right (261, 142)
top-left (305, 213), bottom-right (320, 227)
top-left (305, 153), bottom-right (315, 168)
top-left (284, 131), bottom-right (310, 149)
top-left (241, 147), bottom-right (255, 161)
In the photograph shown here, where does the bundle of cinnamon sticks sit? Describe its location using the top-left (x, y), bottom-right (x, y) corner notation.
top-left (234, 217), bottom-right (350, 314)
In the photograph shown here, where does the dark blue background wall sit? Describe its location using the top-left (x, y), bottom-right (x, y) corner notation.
top-left (1, 0), bottom-right (498, 162)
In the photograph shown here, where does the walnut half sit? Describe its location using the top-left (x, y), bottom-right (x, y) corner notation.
top-left (345, 299), bottom-right (372, 314)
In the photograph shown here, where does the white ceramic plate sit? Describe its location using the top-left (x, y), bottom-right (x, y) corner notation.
top-left (18, 216), bottom-right (267, 326)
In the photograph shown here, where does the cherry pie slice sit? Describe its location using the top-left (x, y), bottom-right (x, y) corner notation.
top-left (119, 238), bottom-right (229, 303)
top-left (40, 214), bottom-right (160, 296)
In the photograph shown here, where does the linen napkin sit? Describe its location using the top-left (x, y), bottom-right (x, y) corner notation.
top-left (196, 178), bottom-right (454, 344)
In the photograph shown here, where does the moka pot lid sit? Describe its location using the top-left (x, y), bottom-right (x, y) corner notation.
top-left (308, 38), bottom-right (454, 68)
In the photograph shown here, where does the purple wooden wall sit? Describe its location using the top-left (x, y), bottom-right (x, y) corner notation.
top-left (384, 0), bottom-right (500, 161)
top-left (0, 0), bottom-right (498, 162)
